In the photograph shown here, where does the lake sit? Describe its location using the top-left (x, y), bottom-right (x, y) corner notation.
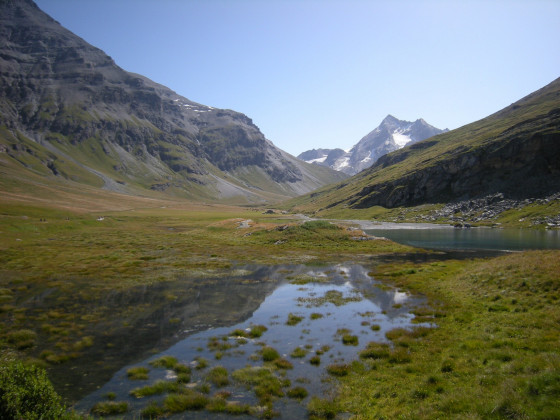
top-left (358, 221), bottom-right (560, 251)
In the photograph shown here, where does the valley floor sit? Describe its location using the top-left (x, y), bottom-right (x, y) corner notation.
top-left (0, 193), bottom-right (558, 419)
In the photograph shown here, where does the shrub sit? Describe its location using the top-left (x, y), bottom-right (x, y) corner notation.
top-left (0, 361), bottom-right (69, 420)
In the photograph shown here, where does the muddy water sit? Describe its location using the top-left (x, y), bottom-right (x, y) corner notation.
top-left (75, 263), bottom-right (431, 418)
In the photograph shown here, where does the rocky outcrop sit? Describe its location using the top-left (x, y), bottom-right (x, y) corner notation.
top-left (416, 192), bottom-right (560, 227)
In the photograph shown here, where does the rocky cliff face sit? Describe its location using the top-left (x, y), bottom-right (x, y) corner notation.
top-left (298, 115), bottom-right (446, 175)
top-left (0, 0), bottom-right (346, 203)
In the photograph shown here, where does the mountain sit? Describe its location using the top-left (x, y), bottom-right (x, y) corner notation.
top-left (286, 77), bottom-right (560, 212)
top-left (0, 0), bottom-right (346, 205)
top-left (298, 115), bottom-right (446, 175)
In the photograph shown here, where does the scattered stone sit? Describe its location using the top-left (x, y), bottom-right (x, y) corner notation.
top-left (237, 220), bottom-right (252, 229)
top-left (418, 192), bottom-right (560, 225)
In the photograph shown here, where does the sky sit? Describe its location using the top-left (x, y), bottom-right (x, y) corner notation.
top-left (35, 0), bottom-right (560, 156)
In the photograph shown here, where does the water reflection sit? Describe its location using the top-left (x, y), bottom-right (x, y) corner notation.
top-left (76, 264), bottom-right (429, 418)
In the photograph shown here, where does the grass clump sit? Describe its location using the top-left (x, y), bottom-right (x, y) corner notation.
top-left (232, 366), bottom-right (284, 404)
top-left (194, 357), bottom-right (209, 370)
top-left (307, 396), bottom-right (339, 419)
top-left (341, 334), bottom-right (359, 346)
top-left (149, 355), bottom-right (178, 369)
top-left (309, 355), bottom-right (321, 365)
top-left (310, 312), bottom-right (324, 320)
top-left (359, 342), bottom-right (391, 360)
top-left (130, 380), bottom-right (179, 398)
top-left (163, 390), bottom-right (208, 412)
top-left (326, 363), bottom-right (351, 377)
top-left (6, 329), bottom-right (37, 350)
top-left (261, 346), bottom-right (280, 362)
top-left (141, 401), bottom-right (165, 418)
top-left (249, 324), bottom-right (268, 338)
top-left (287, 386), bottom-right (309, 399)
top-left (90, 401), bottom-right (128, 416)
top-left (126, 366), bottom-right (149, 380)
top-left (286, 313), bottom-right (304, 326)
top-left (231, 325), bottom-right (268, 339)
top-left (273, 358), bottom-right (293, 370)
top-left (290, 347), bottom-right (307, 358)
top-left (206, 366), bottom-right (229, 387)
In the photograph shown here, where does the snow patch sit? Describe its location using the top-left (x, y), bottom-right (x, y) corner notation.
top-left (306, 155), bottom-right (328, 164)
top-left (392, 131), bottom-right (412, 148)
top-left (334, 157), bottom-right (350, 170)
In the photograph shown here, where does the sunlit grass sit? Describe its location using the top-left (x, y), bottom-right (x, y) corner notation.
top-left (336, 250), bottom-right (560, 418)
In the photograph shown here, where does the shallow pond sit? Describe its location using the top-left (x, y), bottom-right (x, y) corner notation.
top-left (75, 263), bottom-right (430, 418)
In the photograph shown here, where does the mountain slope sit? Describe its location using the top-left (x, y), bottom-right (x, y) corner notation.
top-left (286, 77), bottom-right (560, 213)
top-left (298, 115), bottom-right (445, 175)
top-left (0, 0), bottom-right (346, 205)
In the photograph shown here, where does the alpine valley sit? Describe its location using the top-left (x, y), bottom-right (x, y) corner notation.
top-left (298, 115), bottom-right (446, 175)
top-left (1, 1), bottom-right (560, 420)
top-left (0, 0), bottom-right (346, 207)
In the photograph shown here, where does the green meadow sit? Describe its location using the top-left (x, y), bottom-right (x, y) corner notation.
top-left (1, 195), bottom-right (559, 418)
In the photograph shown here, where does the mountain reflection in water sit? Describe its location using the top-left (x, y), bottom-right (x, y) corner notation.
top-left (75, 263), bottom-right (431, 418)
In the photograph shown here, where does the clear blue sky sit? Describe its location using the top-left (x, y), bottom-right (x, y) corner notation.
top-left (35, 0), bottom-right (560, 156)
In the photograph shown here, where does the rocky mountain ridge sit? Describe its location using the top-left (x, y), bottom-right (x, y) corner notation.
top-left (298, 115), bottom-right (446, 175)
top-left (0, 0), bottom-right (346, 204)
